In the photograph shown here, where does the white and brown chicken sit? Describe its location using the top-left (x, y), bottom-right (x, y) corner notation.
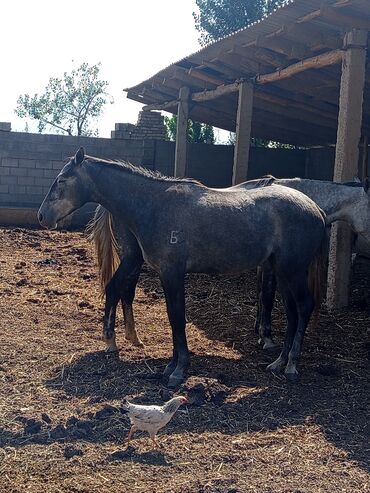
top-left (121, 395), bottom-right (188, 448)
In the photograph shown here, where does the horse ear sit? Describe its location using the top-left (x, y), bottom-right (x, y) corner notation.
top-left (74, 147), bottom-right (85, 165)
top-left (363, 177), bottom-right (370, 194)
top-left (353, 176), bottom-right (361, 183)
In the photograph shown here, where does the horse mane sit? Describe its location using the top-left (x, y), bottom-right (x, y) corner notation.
top-left (83, 155), bottom-right (202, 185)
top-left (254, 175), bottom-right (277, 187)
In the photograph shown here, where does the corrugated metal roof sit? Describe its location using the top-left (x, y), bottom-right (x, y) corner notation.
top-left (125, 0), bottom-right (370, 145)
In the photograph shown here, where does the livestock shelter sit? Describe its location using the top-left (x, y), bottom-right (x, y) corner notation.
top-left (125, 0), bottom-right (370, 311)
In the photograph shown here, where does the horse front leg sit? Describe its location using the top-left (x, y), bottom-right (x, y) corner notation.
top-left (120, 262), bottom-right (143, 347)
top-left (103, 275), bottom-right (121, 353)
top-left (102, 258), bottom-right (142, 352)
top-left (161, 271), bottom-right (189, 388)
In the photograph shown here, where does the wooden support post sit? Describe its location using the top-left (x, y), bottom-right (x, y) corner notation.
top-left (327, 29), bottom-right (368, 310)
top-left (232, 82), bottom-right (254, 185)
top-left (359, 136), bottom-right (369, 180)
top-left (174, 87), bottom-right (190, 177)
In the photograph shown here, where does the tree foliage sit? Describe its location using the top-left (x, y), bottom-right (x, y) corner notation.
top-left (15, 62), bottom-right (112, 136)
top-left (193, 0), bottom-right (286, 46)
top-left (164, 115), bottom-right (215, 144)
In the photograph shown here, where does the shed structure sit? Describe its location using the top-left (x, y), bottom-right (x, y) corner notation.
top-left (125, 0), bottom-right (370, 310)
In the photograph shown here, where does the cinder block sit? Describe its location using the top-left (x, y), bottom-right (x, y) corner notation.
top-left (1, 157), bottom-right (18, 167)
top-left (0, 122), bottom-right (11, 131)
top-left (0, 167), bottom-right (10, 176)
top-left (35, 177), bottom-right (53, 187)
top-left (0, 176), bottom-right (17, 185)
top-left (35, 159), bottom-right (52, 169)
top-left (9, 185), bottom-right (26, 194)
top-left (10, 168), bottom-right (26, 177)
top-left (26, 185), bottom-right (44, 195)
top-left (0, 184), bottom-right (9, 193)
top-left (0, 193), bottom-right (10, 202)
top-left (18, 159), bottom-right (36, 168)
top-left (27, 168), bottom-right (45, 178)
top-left (43, 169), bottom-right (58, 179)
top-left (18, 176), bottom-right (35, 186)
top-left (52, 162), bottom-right (64, 170)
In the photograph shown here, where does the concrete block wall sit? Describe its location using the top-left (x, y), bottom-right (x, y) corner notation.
top-left (0, 129), bottom-right (154, 227)
top-left (0, 123), bottom-right (336, 228)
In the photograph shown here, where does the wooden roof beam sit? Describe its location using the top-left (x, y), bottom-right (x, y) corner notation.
top-left (255, 49), bottom-right (343, 85)
top-left (143, 49), bottom-right (343, 110)
top-left (196, 60), bottom-right (240, 80)
top-left (187, 67), bottom-right (225, 86)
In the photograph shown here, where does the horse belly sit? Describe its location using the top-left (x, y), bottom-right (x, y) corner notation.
top-left (186, 232), bottom-right (271, 274)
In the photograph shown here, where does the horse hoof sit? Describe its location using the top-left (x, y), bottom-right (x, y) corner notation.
top-left (263, 343), bottom-right (280, 355)
top-left (284, 371), bottom-right (299, 383)
top-left (167, 375), bottom-right (184, 389)
top-left (105, 346), bottom-right (119, 354)
top-left (133, 340), bottom-right (145, 348)
top-left (267, 358), bottom-right (285, 374)
top-left (163, 361), bottom-right (177, 378)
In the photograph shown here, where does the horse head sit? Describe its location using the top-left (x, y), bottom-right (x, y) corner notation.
top-left (38, 147), bottom-right (88, 229)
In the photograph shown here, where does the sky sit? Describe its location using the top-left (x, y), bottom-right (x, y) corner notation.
top-left (1, 0), bottom-right (202, 137)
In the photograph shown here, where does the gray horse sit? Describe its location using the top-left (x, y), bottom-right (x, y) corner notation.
top-left (242, 176), bottom-right (370, 350)
top-left (91, 175), bottom-right (370, 352)
top-left (38, 148), bottom-right (327, 387)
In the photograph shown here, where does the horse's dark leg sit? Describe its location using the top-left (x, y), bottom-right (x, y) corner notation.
top-left (267, 281), bottom-right (298, 375)
top-left (103, 259), bottom-right (141, 352)
top-left (258, 267), bottom-right (278, 351)
top-left (160, 270), bottom-right (189, 388)
top-left (254, 267), bottom-right (262, 334)
top-left (284, 277), bottom-right (314, 382)
top-left (120, 262), bottom-right (143, 347)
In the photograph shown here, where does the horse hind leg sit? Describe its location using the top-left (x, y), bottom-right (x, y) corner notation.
top-left (258, 266), bottom-right (278, 352)
top-left (284, 277), bottom-right (314, 382)
top-left (267, 281), bottom-right (298, 375)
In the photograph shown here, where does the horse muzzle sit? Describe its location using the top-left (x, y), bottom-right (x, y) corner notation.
top-left (37, 207), bottom-right (57, 230)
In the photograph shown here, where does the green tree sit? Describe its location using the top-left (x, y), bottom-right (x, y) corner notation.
top-left (164, 115), bottom-right (215, 144)
top-left (193, 0), bottom-right (285, 46)
top-left (15, 62), bottom-right (112, 136)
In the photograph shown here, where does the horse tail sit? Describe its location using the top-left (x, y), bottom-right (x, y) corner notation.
top-left (86, 205), bottom-right (120, 293)
top-left (308, 213), bottom-right (330, 324)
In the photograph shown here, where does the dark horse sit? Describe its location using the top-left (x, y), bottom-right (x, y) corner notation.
top-left (38, 148), bottom-right (327, 387)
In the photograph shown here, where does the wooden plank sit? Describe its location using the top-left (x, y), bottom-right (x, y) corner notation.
top-left (327, 29), bottom-right (368, 310)
top-left (174, 87), bottom-right (189, 177)
top-left (192, 82), bottom-right (240, 102)
top-left (359, 136), bottom-right (369, 179)
top-left (142, 99), bottom-right (178, 112)
top-left (256, 49), bottom-right (343, 85)
top-left (232, 82), bottom-right (253, 185)
top-left (188, 68), bottom-right (225, 86)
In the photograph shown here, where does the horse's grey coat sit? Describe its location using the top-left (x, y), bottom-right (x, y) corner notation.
top-left (240, 175), bottom-right (370, 349)
top-left (38, 149), bottom-right (327, 386)
top-left (242, 176), bottom-right (370, 241)
top-left (96, 174), bottom-right (370, 352)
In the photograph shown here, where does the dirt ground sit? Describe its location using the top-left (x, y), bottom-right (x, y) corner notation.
top-left (0, 227), bottom-right (369, 493)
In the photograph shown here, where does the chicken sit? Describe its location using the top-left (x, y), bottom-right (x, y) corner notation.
top-left (121, 395), bottom-right (188, 448)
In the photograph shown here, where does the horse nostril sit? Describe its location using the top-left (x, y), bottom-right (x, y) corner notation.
top-left (38, 212), bottom-right (43, 223)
